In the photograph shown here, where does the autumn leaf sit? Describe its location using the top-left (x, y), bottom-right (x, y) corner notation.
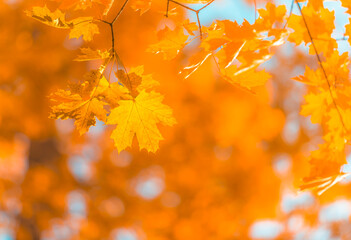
top-left (116, 66), bottom-right (159, 97)
top-left (300, 91), bottom-right (331, 124)
top-left (257, 2), bottom-right (286, 26)
top-left (49, 89), bottom-right (107, 135)
top-left (288, 3), bottom-right (335, 54)
top-left (74, 48), bottom-right (111, 61)
top-left (26, 6), bottom-right (99, 42)
top-left (183, 19), bottom-right (199, 36)
top-left (107, 90), bottom-right (176, 153)
top-left (25, 6), bottom-right (71, 29)
top-left (12, 0), bottom-right (351, 238)
top-left (147, 26), bottom-right (189, 60)
top-left (100, 82), bottom-right (131, 107)
top-left (69, 17), bottom-right (99, 41)
top-left (49, 59), bottom-right (119, 135)
top-left (292, 65), bottom-right (322, 86)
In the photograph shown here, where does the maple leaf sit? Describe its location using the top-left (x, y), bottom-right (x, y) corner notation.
top-left (301, 142), bottom-right (347, 195)
top-left (323, 108), bottom-right (347, 151)
top-left (116, 66), bottom-right (159, 97)
top-left (50, 89), bottom-right (107, 135)
top-left (288, 4), bottom-right (335, 54)
top-left (201, 20), bottom-right (236, 52)
top-left (107, 90), bottom-right (176, 153)
top-left (25, 6), bottom-right (71, 29)
top-left (256, 2), bottom-right (286, 28)
top-left (99, 82), bottom-right (131, 107)
top-left (292, 65), bottom-right (322, 86)
top-left (116, 69), bottom-right (142, 98)
top-left (26, 6), bottom-right (99, 42)
top-left (300, 91), bottom-right (327, 124)
top-left (94, 73), bottom-right (131, 107)
top-left (183, 19), bottom-right (198, 36)
top-left (69, 17), bottom-right (99, 41)
top-left (147, 26), bottom-right (189, 60)
top-left (49, 57), bottom-right (124, 135)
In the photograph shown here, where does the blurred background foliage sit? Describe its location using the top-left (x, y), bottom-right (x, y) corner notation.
top-left (1, 0), bottom-right (351, 239)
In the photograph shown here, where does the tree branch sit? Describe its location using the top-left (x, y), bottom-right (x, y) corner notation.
top-left (295, 0), bottom-right (347, 131)
top-left (112, 0), bottom-right (130, 24)
top-left (167, 0), bottom-right (215, 39)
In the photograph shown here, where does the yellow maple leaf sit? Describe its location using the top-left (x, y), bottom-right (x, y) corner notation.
top-left (95, 76), bottom-right (131, 107)
top-left (292, 65), bottom-right (323, 86)
top-left (116, 66), bottom-right (159, 97)
top-left (69, 17), bottom-right (99, 41)
top-left (25, 6), bottom-right (71, 29)
top-left (50, 59), bottom-right (124, 135)
top-left (26, 6), bottom-right (99, 42)
top-left (287, 4), bottom-right (335, 55)
top-left (300, 91), bottom-right (331, 124)
top-left (300, 142), bottom-right (347, 195)
top-left (147, 26), bottom-right (189, 60)
top-left (74, 48), bottom-right (111, 61)
top-left (256, 2), bottom-right (286, 28)
top-left (50, 90), bottom-right (107, 135)
top-left (107, 90), bottom-right (176, 153)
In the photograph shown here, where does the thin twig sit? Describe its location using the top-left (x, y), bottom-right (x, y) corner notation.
top-left (295, 0), bottom-right (346, 131)
top-left (112, 0), bottom-right (130, 24)
top-left (167, 0), bottom-right (215, 40)
top-left (198, 0), bottom-right (214, 11)
top-left (254, 0), bottom-right (257, 21)
top-left (196, 12), bottom-right (202, 39)
top-left (73, 19), bottom-right (94, 26)
top-left (110, 23), bottom-right (115, 51)
top-left (212, 53), bottom-right (221, 73)
top-left (99, 0), bottom-right (130, 55)
top-left (283, 0), bottom-right (294, 29)
top-left (166, 0), bottom-right (170, 17)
